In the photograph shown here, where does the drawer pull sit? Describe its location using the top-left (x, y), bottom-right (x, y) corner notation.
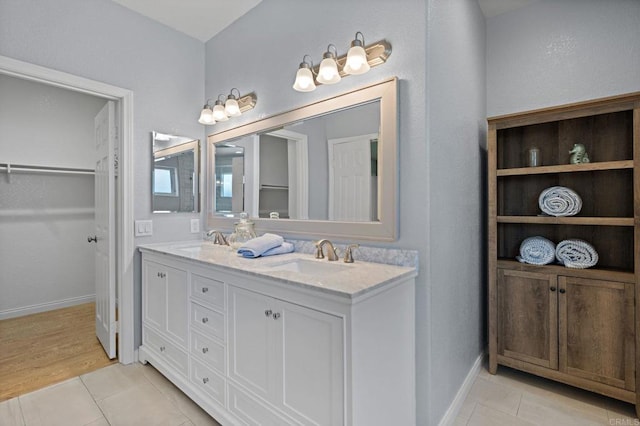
top-left (202, 347), bottom-right (209, 354)
top-left (202, 377), bottom-right (209, 384)
top-left (202, 317), bottom-right (209, 324)
top-left (157, 272), bottom-right (166, 278)
top-left (265, 309), bottom-right (273, 317)
top-left (273, 312), bottom-right (281, 320)
top-left (202, 287), bottom-right (209, 293)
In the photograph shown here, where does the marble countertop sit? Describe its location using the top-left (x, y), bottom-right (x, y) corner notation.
top-left (138, 241), bottom-right (417, 300)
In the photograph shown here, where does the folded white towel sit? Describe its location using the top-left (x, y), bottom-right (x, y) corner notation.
top-left (237, 233), bottom-right (284, 258)
top-left (555, 239), bottom-right (598, 269)
top-left (261, 242), bottom-right (295, 257)
top-left (517, 236), bottom-right (556, 265)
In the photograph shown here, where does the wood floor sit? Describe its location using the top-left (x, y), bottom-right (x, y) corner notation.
top-left (0, 302), bottom-right (117, 401)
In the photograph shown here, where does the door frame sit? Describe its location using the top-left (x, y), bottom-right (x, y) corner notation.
top-left (0, 55), bottom-right (135, 364)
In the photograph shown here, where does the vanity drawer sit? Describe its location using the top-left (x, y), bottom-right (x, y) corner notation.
top-left (191, 273), bottom-right (225, 310)
top-left (190, 329), bottom-right (225, 374)
top-left (143, 326), bottom-right (188, 376)
top-left (191, 302), bottom-right (225, 341)
top-left (228, 383), bottom-right (300, 426)
top-left (191, 358), bottom-right (226, 406)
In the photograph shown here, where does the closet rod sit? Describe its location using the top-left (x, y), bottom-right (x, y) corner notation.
top-left (0, 163), bottom-right (95, 175)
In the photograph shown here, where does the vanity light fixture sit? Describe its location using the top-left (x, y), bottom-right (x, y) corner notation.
top-left (224, 88), bottom-right (242, 117)
top-left (292, 55), bottom-right (317, 92)
top-left (344, 32), bottom-right (370, 75)
top-left (198, 100), bottom-right (215, 125)
top-left (212, 95), bottom-right (229, 122)
top-left (292, 32), bottom-right (392, 92)
top-left (198, 90), bottom-right (257, 126)
top-left (316, 44), bottom-right (341, 85)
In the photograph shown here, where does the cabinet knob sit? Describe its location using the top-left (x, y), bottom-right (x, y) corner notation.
top-left (202, 377), bottom-right (209, 384)
top-left (273, 312), bottom-right (281, 320)
top-left (159, 346), bottom-right (165, 352)
top-left (202, 347), bottom-right (209, 354)
top-left (201, 317), bottom-right (209, 324)
top-left (550, 287), bottom-right (556, 292)
top-left (202, 287), bottom-right (209, 293)
top-left (559, 288), bottom-right (566, 294)
top-left (157, 272), bottom-right (166, 278)
top-left (265, 309), bottom-right (273, 317)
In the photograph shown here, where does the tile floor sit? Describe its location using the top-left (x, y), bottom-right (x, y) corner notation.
top-left (0, 362), bottom-right (221, 426)
top-left (2, 361), bottom-right (639, 425)
top-left (455, 365), bottom-right (639, 425)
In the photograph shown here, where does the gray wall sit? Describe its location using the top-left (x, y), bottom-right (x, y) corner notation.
top-left (487, 0), bottom-right (640, 116)
top-left (205, 0), bottom-right (486, 424)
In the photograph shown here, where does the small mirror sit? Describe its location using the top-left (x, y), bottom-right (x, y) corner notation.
top-left (152, 131), bottom-right (200, 213)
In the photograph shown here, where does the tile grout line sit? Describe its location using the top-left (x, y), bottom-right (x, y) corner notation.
top-left (78, 372), bottom-right (112, 426)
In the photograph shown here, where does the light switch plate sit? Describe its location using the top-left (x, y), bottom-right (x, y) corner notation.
top-left (190, 219), bottom-right (200, 233)
top-left (135, 220), bottom-right (153, 237)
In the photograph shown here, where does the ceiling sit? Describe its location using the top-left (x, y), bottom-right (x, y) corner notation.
top-left (110, 0), bottom-right (262, 42)
top-left (111, 0), bottom-right (536, 43)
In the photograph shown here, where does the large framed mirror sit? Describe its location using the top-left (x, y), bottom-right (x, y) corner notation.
top-left (152, 131), bottom-right (200, 213)
top-left (207, 77), bottom-right (397, 241)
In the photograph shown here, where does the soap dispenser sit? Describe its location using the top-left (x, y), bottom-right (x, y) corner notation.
top-left (228, 212), bottom-right (257, 250)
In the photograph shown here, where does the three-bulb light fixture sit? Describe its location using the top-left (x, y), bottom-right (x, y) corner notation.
top-left (293, 32), bottom-right (392, 92)
top-left (198, 88), bottom-right (257, 126)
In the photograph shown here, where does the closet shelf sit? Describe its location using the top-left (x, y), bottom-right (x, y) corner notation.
top-left (497, 215), bottom-right (634, 226)
top-left (496, 160), bottom-right (633, 176)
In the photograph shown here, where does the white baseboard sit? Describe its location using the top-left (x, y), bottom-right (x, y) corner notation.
top-left (0, 294), bottom-right (96, 320)
top-left (438, 352), bottom-right (486, 426)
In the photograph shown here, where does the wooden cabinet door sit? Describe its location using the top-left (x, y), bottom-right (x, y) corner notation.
top-left (228, 286), bottom-right (278, 402)
top-left (279, 300), bottom-right (344, 426)
top-left (497, 269), bottom-right (558, 369)
top-left (558, 276), bottom-right (635, 391)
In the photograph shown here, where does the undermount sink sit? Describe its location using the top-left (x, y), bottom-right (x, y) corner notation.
top-left (266, 258), bottom-right (349, 276)
top-left (174, 243), bottom-right (224, 255)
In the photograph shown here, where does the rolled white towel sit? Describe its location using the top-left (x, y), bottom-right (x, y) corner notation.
top-left (555, 239), bottom-right (598, 269)
top-left (538, 186), bottom-right (582, 217)
top-left (237, 233), bottom-right (284, 258)
top-left (517, 236), bottom-right (556, 265)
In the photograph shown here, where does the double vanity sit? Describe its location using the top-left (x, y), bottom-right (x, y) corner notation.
top-left (138, 241), bottom-right (417, 426)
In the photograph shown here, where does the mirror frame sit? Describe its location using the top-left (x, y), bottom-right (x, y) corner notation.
top-left (207, 77), bottom-right (397, 241)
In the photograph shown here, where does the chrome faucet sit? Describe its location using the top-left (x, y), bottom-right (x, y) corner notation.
top-left (206, 230), bottom-right (229, 246)
top-left (315, 239), bottom-right (339, 261)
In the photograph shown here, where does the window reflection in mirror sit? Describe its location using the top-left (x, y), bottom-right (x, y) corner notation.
top-left (152, 131), bottom-right (200, 213)
top-left (214, 144), bottom-right (244, 215)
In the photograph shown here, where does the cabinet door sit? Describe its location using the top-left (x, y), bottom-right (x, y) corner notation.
top-left (559, 276), bottom-right (635, 391)
top-left (279, 300), bottom-right (344, 426)
top-left (228, 286), bottom-right (278, 402)
top-left (497, 269), bottom-right (558, 369)
top-left (142, 259), bottom-right (188, 348)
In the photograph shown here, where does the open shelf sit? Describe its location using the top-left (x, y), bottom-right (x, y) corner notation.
top-left (497, 216), bottom-right (634, 226)
top-left (497, 160), bottom-right (633, 176)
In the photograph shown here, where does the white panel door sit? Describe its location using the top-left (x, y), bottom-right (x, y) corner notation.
top-left (328, 134), bottom-right (375, 221)
top-left (94, 101), bottom-right (116, 359)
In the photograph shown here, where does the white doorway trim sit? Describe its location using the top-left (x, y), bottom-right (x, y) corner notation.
top-left (0, 55), bottom-right (135, 364)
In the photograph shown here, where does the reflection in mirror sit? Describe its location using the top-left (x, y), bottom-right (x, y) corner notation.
top-left (207, 77), bottom-right (397, 241)
top-left (152, 131), bottom-right (200, 213)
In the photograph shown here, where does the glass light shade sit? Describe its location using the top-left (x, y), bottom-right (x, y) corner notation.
top-left (225, 98), bottom-right (241, 117)
top-left (293, 66), bottom-right (316, 92)
top-left (212, 103), bottom-right (229, 121)
top-left (344, 45), bottom-right (370, 75)
top-left (317, 57), bottom-right (341, 85)
top-left (198, 107), bottom-right (215, 125)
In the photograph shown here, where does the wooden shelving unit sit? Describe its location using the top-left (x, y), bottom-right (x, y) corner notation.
top-left (488, 92), bottom-right (640, 414)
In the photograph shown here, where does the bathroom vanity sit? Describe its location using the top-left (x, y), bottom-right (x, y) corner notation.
top-left (138, 241), bottom-right (417, 426)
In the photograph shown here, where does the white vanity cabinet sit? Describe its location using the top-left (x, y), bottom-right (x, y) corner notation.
top-left (138, 246), bottom-right (416, 426)
top-left (228, 285), bottom-right (344, 426)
